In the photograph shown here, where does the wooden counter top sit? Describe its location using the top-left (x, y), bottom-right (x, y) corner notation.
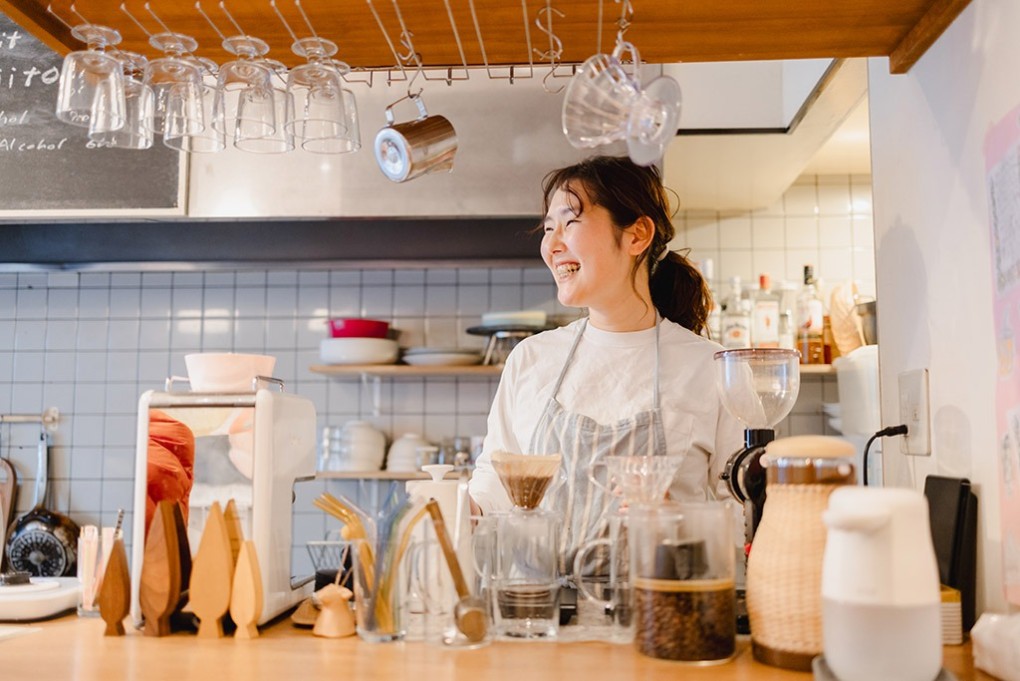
top-left (0, 615), bottom-right (993, 681)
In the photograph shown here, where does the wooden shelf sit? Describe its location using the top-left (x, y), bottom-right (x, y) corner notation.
top-left (316, 471), bottom-right (455, 481)
top-left (801, 364), bottom-right (836, 375)
top-left (309, 364), bottom-right (502, 378)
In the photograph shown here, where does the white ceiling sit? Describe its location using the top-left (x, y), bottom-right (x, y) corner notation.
top-left (800, 96), bottom-right (873, 176)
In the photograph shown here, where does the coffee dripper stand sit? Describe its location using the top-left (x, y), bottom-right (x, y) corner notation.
top-left (713, 349), bottom-right (800, 633)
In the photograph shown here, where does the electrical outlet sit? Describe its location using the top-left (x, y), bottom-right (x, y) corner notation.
top-left (898, 369), bottom-right (931, 455)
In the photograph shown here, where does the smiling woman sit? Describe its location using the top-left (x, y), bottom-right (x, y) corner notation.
top-left (469, 155), bottom-right (743, 578)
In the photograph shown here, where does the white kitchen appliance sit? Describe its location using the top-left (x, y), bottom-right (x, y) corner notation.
top-left (822, 486), bottom-right (942, 681)
top-left (131, 379), bottom-right (317, 628)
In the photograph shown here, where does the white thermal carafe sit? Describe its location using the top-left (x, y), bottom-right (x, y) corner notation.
top-left (821, 486), bottom-right (942, 681)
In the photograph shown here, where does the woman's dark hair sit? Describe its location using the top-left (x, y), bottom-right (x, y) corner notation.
top-left (541, 155), bottom-right (712, 335)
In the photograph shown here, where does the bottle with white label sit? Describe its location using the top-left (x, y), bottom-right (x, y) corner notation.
top-left (751, 273), bottom-right (780, 348)
top-left (721, 276), bottom-right (752, 349)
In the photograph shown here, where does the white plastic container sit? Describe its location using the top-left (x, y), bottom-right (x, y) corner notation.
top-left (832, 345), bottom-right (880, 436)
top-left (822, 487), bottom-right (942, 681)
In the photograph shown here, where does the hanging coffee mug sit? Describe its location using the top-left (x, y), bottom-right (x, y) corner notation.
top-left (374, 93), bottom-right (457, 183)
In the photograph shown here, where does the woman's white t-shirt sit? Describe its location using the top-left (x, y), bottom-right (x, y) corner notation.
top-left (469, 318), bottom-right (744, 513)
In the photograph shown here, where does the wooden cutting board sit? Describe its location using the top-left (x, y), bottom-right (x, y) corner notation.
top-left (229, 540), bottom-right (263, 639)
top-left (140, 501), bottom-right (182, 637)
top-left (97, 538), bottom-right (130, 636)
top-left (189, 502), bottom-right (234, 638)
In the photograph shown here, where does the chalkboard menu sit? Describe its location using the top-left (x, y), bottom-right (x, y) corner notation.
top-left (0, 12), bottom-right (182, 213)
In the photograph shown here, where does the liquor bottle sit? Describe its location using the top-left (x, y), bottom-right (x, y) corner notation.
top-left (721, 276), bottom-right (752, 349)
top-left (751, 273), bottom-right (780, 348)
top-left (796, 265), bottom-right (825, 364)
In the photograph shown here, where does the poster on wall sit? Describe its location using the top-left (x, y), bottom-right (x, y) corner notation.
top-left (983, 105), bottom-right (1020, 606)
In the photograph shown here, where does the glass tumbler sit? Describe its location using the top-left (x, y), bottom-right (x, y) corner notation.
top-left (55, 25), bottom-right (126, 133)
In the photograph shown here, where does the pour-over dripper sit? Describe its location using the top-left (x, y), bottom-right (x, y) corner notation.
top-left (600, 455), bottom-right (684, 505)
top-left (714, 348), bottom-right (801, 429)
top-left (491, 452), bottom-right (562, 510)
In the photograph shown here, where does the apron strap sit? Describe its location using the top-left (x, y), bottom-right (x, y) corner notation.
top-left (548, 318), bottom-right (587, 399)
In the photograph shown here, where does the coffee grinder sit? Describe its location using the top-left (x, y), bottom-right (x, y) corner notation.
top-left (713, 349), bottom-right (801, 542)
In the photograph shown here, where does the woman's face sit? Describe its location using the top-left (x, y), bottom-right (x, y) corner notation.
top-left (541, 185), bottom-right (640, 312)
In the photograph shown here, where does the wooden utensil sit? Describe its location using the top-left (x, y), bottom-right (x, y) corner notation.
top-left (0, 456), bottom-right (16, 532)
top-left (424, 499), bottom-right (487, 643)
top-left (140, 500), bottom-right (182, 637)
top-left (97, 538), bottom-right (130, 636)
top-left (189, 502), bottom-right (234, 638)
top-left (230, 540), bottom-right (263, 639)
top-left (172, 502), bottom-right (192, 598)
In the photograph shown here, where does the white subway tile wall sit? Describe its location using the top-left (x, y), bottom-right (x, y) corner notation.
top-left (671, 174), bottom-right (877, 299)
top-left (0, 174), bottom-right (867, 575)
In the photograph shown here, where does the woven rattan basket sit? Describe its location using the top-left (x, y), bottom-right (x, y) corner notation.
top-left (745, 435), bottom-right (855, 671)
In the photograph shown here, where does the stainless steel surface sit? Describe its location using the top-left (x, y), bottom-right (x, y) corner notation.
top-left (856, 300), bottom-right (878, 345)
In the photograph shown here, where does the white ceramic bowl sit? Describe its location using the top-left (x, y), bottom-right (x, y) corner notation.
top-left (320, 338), bottom-right (399, 365)
top-left (185, 353), bottom-right (276, 393)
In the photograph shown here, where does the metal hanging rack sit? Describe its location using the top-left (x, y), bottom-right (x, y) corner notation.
top-left (0, 407), bottom-right (60, 433)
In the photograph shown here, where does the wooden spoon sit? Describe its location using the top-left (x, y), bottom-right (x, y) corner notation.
top-left (425, 500), bottom-right (487, 643)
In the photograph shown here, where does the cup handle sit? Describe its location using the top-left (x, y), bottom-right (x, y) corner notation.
top-left (611, 40), bottom-right (642, 83)
top-left (573, 538), bottom-right (613, 607)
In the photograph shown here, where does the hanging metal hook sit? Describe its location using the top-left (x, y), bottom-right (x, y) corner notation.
top-left (615, 0), bottom-right (634, 46)
top-left (542, 65), bottom-right (564, 94)
top-left (68, 3), bottom-right (96, 26)
top-left (269, 0), bottom-right (299, 44)
top-left (119, 3), bottom-right (153, 38)
top-left (144, 2), bottom-right (177, 35)
top-left (532, 4), bottom-right (563, 62)
top-left (45, 4), bottom-right (76, 31)
top-left (195, 2), bottom-right (228, 43)
top-left (217, 1), bottom-right (248, 36)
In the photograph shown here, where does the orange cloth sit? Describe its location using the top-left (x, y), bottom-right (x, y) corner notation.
top-left (146, 410), bottom-right (195, 536)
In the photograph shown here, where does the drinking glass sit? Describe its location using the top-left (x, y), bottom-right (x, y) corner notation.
top-left (353, 536), bottom-right (406, 642)
top-left (143, 33), bottom-right (205, 136)
top-left (570, 509), bottom-right (632, 643)
top-left (55, 24), bottom-right (125, 133)
top-left (213, 36), bottom-right (277, 139)
top-left (88, 51), bottom-right (152, 149)
top-left (286, 38), bottom-right (350, 153)
top-left (234, 86), bottom-right (295, 154)
top-left (164, 81), bottom-right (226, 153)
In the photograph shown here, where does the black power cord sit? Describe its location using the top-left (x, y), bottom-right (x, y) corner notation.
top-left (862, 424), bottom-right (909, 485)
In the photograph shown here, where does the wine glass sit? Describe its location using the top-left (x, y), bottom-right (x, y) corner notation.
top-left (55, 24), bottom-right (126, 134)
top-left (143, 32), bottom-right (205, 137)
top-left (164, 59), bottom-right (226, 153)
top-left (88, 51), bottom-right (153, 150)
top-left (285, 37), bottom-right (348, 153)
top-left (213, 35), bottom-right (278, 141)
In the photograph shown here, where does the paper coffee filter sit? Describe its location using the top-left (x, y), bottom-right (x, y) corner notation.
top-left (491, 451), bottom-right (562, 510)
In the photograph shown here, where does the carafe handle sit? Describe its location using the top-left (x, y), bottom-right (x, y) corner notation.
top-left (573, 538), bottom-right (613, 608)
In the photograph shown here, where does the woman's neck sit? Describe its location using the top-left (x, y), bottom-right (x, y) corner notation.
top-left (588, 294), bottom-right (658, 332)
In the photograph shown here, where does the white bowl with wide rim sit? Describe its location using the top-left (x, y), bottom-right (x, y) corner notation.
top-left (320, 338), bottom-right (400, 365)
top-left (184, 353), bottom-right (276, 393)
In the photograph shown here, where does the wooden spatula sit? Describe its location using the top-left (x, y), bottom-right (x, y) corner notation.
top-left (230, 540), bottom-right (263, 639)
top-left (97, 538), bottom-right (130, 636)
top-left (140, 500), bottom-right (182, 637)
top-left (189, 502), bottom-right (234, 638)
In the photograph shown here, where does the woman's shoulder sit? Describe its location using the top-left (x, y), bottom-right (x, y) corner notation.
top-left (502, 317), bottom-right (582, 366)
top-left (659, 318), bottom-right (725, 354)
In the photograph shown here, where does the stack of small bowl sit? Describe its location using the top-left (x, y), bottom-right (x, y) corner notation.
top-left (320, 318), bottom-right (399, 365)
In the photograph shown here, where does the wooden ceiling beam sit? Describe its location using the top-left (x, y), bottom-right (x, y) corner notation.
top-left (889, 0), bottom-right (972, 74)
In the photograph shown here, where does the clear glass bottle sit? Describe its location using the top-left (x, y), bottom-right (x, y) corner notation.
top-left (796, 266), bottom-right (825, 364)
top-left (751, 273), bottom-right (780, 348)
top-left (721, 276), bottom-right (751, 349)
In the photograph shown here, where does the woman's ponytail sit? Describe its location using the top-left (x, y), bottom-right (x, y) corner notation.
top-left (650, 251), bottom-right (712, 337)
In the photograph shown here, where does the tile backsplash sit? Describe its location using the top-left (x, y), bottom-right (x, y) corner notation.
top-left (0, 173), bottom-right (868, 574)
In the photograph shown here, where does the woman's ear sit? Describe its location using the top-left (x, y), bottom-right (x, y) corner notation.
top-left (624, 216), bottom-right (656, 256)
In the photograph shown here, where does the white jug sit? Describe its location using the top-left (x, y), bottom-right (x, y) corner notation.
top-left (822, 487), bottom-right (942, 681)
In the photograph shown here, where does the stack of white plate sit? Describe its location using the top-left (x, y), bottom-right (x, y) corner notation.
top-left (480, 310), bottom-right (547, 328)
top-left (402, 347), bottom-right (482, 367)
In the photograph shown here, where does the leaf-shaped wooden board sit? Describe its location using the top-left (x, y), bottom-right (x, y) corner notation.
top-left (96, 538), bottom-right (130, 636)
top-left (140, 500), bottom-right (182, 637)
top-left (229, 540), bottom-right (263, 639)
top-left (223, 499), bottom-right (244, 567)
top-left (189, 501), bottom-right (234, 638)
